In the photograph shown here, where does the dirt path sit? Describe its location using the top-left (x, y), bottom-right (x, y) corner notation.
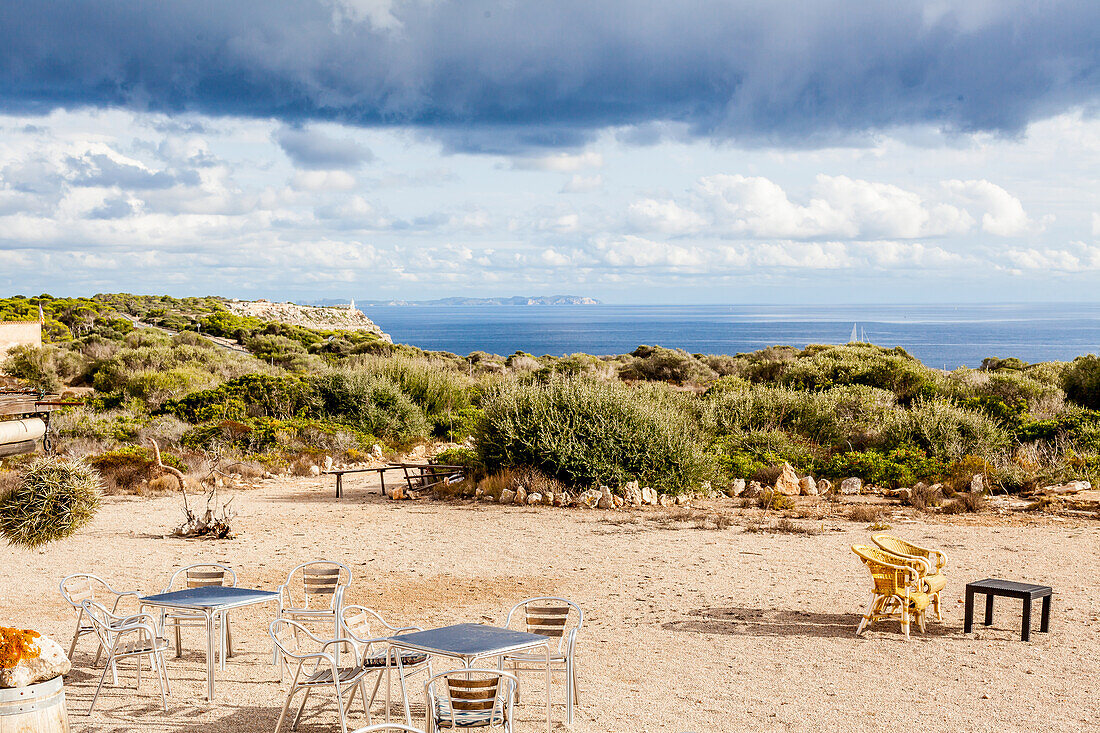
top-left (2, 476), bottom-right (1097, 732)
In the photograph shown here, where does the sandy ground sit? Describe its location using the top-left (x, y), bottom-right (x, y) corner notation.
top-left (2, 475), bottom-right (1099, 733)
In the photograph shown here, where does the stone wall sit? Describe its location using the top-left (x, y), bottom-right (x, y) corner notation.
top-left (0, 322), bottom-right (42, 355)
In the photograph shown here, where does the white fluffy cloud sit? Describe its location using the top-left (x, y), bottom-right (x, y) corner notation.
top-left (942, 179), bottom-right (1035, 236)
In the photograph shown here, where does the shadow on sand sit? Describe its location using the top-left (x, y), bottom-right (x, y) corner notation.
top-left (663, 606), bottom-right (956, 639)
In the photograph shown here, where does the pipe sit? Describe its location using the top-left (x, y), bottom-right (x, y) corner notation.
top-left (0, 418), bottom-right (46, 446)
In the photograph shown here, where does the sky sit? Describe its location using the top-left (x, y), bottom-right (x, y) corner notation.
top-left (1, 1), bottom-right (1100, 304)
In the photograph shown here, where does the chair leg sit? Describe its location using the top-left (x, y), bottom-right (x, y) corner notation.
top-left (136, 653), bottom-right (142, 689)
top-left (225, 614), bottom-right (234, 657)
top-left (856, 593), bottom-right (876, 635)
top-left (153, 653), bottom-right (168, 712)
top-left (334, 682), bottom-right (350, 733)
top-left (292, 687), bottom-right (312, 731)
top-left (68, 614), bottom-right (83, 659)
top-left (175, 621), bottom-right (183, 659)
top-left (572, 656), bottom-right (580, 707)
top-left (274, 687), bottom-right (297, 733)
top-left (901, 605), bottom-right (910, 639)
top-left (934, 592), bottom-right (942, 622)
top-left (565, 657), bottom-right (574, 724)
top-left (87, 657), bottom-right (113, 715)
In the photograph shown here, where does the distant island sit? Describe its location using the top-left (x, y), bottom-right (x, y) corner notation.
top-left (312, 295), bottom-right (600, 307)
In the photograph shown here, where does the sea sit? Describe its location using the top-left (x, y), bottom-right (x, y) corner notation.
top-left (359, 303), bottom-right (1100, 369)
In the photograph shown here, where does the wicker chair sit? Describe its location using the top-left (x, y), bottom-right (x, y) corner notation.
top-left (82, 599), bottom-right (171, 714)
top-left (851, 545), bottom-right (931, 639)
top-left (500, 597), bottom-right (582, 724)
top-left (159, 563), bottom-right (237, 659)
top-left (872, 533), bottom-right (947, 621)
top-left (270, 619), bottom-right (375, 733)
top-left (276, 560), bottom-right (352, 670)
top-left (424, 669), bottom-right (517, 733)
top-left (59, 573), bottom-right (140, 663)
top-left (341, 605), bottom-right (432, 725)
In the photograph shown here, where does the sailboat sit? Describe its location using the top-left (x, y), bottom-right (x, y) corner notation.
top-left (849, 324), bottom-right (858, 343)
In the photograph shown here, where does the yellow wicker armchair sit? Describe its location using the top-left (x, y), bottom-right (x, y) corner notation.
top-left (871, 533), bottom-right (947, 621)
top-left (851, 545), bottom-right (931, 639)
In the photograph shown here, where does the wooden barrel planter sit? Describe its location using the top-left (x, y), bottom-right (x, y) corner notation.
top-left (0, 676), bottom-right (69, 732)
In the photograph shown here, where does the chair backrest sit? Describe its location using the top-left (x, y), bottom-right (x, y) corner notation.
top-left (341, 605), bottom-right (385, 658)
top-left (165, 563), bottom-right (238, 592)
top-left (871, 533), bottom-right (943, 572)
top-left (284, 560), bottom-right (352, 610)
top-left (425, 669), bottom-right (516, 729)
top-left (270, 618), bottom-right (310, 659)
top-left (506, 597), bottom-right (583, 653)
top-left (852, 545), bottom-right (918, 596)
top-left (60, 574), bottom-right (116, 610)
top-left (81, 599), bottom-right (118, 649)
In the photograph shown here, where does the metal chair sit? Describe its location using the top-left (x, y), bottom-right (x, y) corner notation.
top-left (424, 669), bottom-right (517, 733)
top-left (270, 619), bottom-right (375, 733)
top-left (276, 560), bottom-right (352, 667)
top-left (341, 605), bottom-right (433, 724)
top-left (501, 597), bottom-right (583, 723)
top-left (159, 563), bottom-right (237, 660)
top-left (59, 573), bottom-right (140, 663)
top-left (81, 599), bottom-right (171, 714)
top-left (351, 726), bottom-right (426, 733)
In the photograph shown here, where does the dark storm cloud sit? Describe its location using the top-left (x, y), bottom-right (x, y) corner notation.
top-left (1, 1), bottom-right (1098, 151)
top-left (274, 125), bottom-right (375, 169)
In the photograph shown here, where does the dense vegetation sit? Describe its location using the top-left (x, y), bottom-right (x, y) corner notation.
top-left (5, 293), bottom-right (1100, 496)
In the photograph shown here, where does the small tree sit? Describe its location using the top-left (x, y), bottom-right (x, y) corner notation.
top-left (1063, 354), bottom-right (1100, 409)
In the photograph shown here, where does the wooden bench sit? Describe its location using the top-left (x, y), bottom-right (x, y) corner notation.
top-left (322, 463), bottom-right (466, 499)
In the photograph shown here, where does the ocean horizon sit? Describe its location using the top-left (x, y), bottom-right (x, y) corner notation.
top-left (361, 302), bottom-right (1100, 368)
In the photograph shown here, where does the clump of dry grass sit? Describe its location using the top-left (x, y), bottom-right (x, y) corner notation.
top-left (846, 505), bottom-right (884, 523)
top-left (905, 483), bottom-right (943, 511)
top-left (941, 492), bottom-right (988, 514)
top-left (744, 518), bottom-right (822, 535)
top-left (868, 521), bottom-right (892, 531)
top-left (757, 489), bottom-right (794, 511)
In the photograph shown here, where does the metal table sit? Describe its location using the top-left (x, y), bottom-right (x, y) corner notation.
top-left (140, 586), bottom-right (279, 701)
top-left (386, 623), bottom-right (552, 733)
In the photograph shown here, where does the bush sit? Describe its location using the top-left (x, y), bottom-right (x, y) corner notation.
top-left (475, 375), bottom-right (717, 493)
top-left (347, 355), bottom-right (475, 437)
top-left (311, 370), bottom-right (431, 442)
top-left (619, 345), bottom-right (717, 385)
top-left (715, 430), bottom-right (817, 479)
top-left (878, 398), bottom-right (1011, 461)
top-left (164, 373), bottom-right (318, 423)
top-left (777, 344), bottom-right (939, 402)
top-left (941, 492), bottom-right (987, 514)
top-left (818, 447), bottom-right (942, 488)
top-left (86, 447), bottom-right (163, 494)
top-left (0, 457), bottom-right (101, 547)
top-left (1063, 354), bottom-right (1100, 409)
top-left (905, 483), bottom-right (943, 511)
top-left (2, 345), bottom-right (85, 392)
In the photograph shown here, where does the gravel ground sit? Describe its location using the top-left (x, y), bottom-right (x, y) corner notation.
top-left (3, 476), bottom-right (1098, 733)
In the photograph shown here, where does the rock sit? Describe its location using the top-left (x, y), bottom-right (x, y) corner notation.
top-left (308, 465), bottom-right (321, 477)
top-left (613, 494), bottom-right (625, 508)
top-left (742, 481), bottom-right (763, 499)
top-left (263, 471), bottom-right (275, 480)
top-left (0, 634), bottom-right (71, 688)
top-left (675, 494), bottom-right (688, 506)
top-left (970, 474), bottom-right (984, 493)
top-left (514, 486), bottom-right (528, 505)
top-left (527, 492), bottom-right (542, 505)
top-left (840, 477), bottom-right (862, 495)
top-left (624, 480), bottom-right (643, 506)
top-left (658, 494), bottom-right (673, 507)
top-left (896, 488), bottom-right (912, 503)
top-left (774, 463), bottom-right (801, 496)
top-left (391, 484), bottom-right (404, 500)
top-left (543, 492), bottom-right (554, 505)
top-left (579, 488), bottom-right (602, 508)
top-left (371, 444), bottom-right (384, 459)
top-left (323, 456), bottom-right (334, 471)
top-left (474, 486), bottom-right (484, 499)
top-left (641, 486), bottom-right (659, 505)
top-left (817, 479), bottom-right (832, 494)
top-left (730, 478), bottom-right (746, 497)
top-left (598, 485), bottom-right (614, 509)
top-left (552, 492), bottom-right (565, 507)
top-left (1042, 480), bottom-right (1091, 495)
top-left (799, 476), bottom-right (818, 496)
top-left (500, 489), bottom-right (516, 504)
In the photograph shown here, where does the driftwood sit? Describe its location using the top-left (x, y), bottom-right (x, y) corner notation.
top-left (148, 439), bottom-right (235, 539)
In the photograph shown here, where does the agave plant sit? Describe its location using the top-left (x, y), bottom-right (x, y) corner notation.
top-left (0, 457), bottom-right (101, 548)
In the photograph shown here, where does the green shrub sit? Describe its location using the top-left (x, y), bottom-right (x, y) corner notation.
top-left (878, 398), bottom-right (1011, 461)
top-left (475, 375), bottom-right (717, 493)
top-left (0, 457), bottom-right (101, 547)
top-left (347, 355), bottom-right (475, 436)
top-left (163, 373), bottom-right (318, 422)
top-left (2, 345), bottom-right (85, 391)
top-left (715, 429), bottom-right (817, 479)
top-left (619, 345), bottom-right (717, 385)
top-left (311, 370), bottom-right (430, 441)
top-left (1063, 354), bottom-right (1100, 409)
top-left (778, 344), bottom-right (938, 402)
top-left (818, 447), bottom-right (942, 488)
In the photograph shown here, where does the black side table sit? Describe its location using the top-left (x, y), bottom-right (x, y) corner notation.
top-left (964, 578), bottom-right (1052, 641)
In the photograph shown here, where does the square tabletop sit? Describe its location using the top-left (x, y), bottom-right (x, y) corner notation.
top-left (387, 623), bottom-right (548, 659)
top-left (966, 578), bottom-right (1053, 597)
top-left (140, 586), bottom-right (279, 611)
